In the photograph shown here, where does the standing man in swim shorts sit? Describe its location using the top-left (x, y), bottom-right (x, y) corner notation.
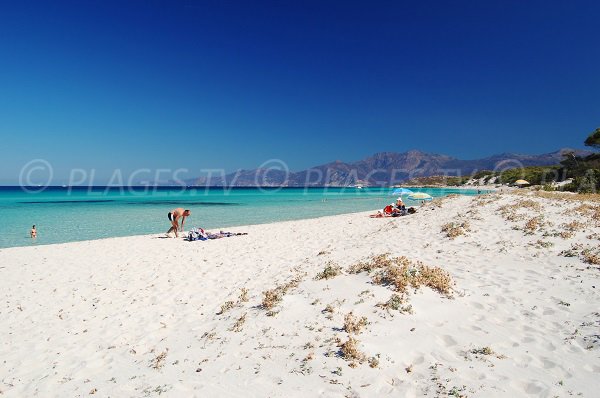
top-left (166, 208), bottom-right (191, 238)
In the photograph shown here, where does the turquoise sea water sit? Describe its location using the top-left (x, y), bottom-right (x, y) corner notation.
top-left (0, 186), bottom-right (484, 248)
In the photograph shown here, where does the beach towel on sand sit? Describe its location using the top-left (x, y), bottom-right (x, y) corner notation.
top-left (188, 227), bottom-right (247, 241)
top-left (187, 227), bottom-right (208, 241)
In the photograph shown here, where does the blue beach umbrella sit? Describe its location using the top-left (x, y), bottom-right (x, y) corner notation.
top-left (391, 188), bottom-right (414, 196)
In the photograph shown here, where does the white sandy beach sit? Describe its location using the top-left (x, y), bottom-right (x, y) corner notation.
top-left (1, 192), bottom-right (599, 397)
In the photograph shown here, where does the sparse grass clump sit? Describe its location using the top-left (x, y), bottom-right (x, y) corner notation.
top-left (497, 204), bottom-right (516, 220)
top-left (470, 346), bottom-right (494, 356)
top-left (465, 208), bottom-right (482, 220)
top-left (323, 303), bottom-right (335, 313)
top-left (261, 274), bottom-right (304, 311)
top-left (339, 336), bottom-right (366, 365)
top-left (472, 194), bottom-right (500, 207)
top-left (262, 289), bottom-right (281, 310)
top-left (559, 244), bottom-right (583, 257)
top-left (238, 288), bottom-right (249, 303)
top-left (582, 248), bottom-right (600, 265)
top-left (524, 216), bottom-right (544, 234)
top-left (441, 220), bottom-right (471, 238)
top-left (353, 255), bottom-right (453, 298)
top-left (531, 191), bottom-right (600, 202)
top-left (315, 262), bottom-right (342, 280)
top-left (377, 294), bottom-right (413, 314)
top-left (468, 346), bottom-right (506, 360)
top-left (560, 230), bottom-right (575, 239)
top-left (217, 288), bottom-right (250, 315)
top-left (229, 313), bottom-right (246, 332)
top-left (498, 198), bottom-right (544, 223)
top-left (565, 203), bottom-right (600, 217)
top-left (532, 240), bottom-right (554, 249)
top-left (348, 253), bottom-right (393, 274)
top-left (577, 203), bottom-right (598, 213)
top-left (562, 220), bottom-right (586, 232)
top-left (425, 194), bottom-right (460, 208)
top-left (514, 199), bottom-right (542, 211)
top-left (150, 349), bottom-right (169, 370)
top-left (380, 262), bottom-right (452, 297)
top-left (217, 301), bottom-right (235, 315)
top-left (559, 244), bottom-right (600, 266)
top-left (368, 356), bottom-right (380, 368)
top-left (379, 293), bottom-right (404, 310)
top-left (343, 312), bottom-right (368, 334)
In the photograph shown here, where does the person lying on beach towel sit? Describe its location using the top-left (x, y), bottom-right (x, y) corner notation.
top-left (187, 227), bottom-right (208, 241)
top-left (370, 202), bottom-right (416, 218)
top-left (206, 231), bottom-right (248, 239)
top-left (187, 227), bottom-right (247, 241)
top-left (370, 204), bottom-right (396, 218)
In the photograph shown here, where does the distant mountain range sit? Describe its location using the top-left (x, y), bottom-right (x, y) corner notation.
top-left (184, 148), bottom-right (590, 187)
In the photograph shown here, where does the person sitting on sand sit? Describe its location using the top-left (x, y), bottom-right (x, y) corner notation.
top-left (30, 225), bottom-right (37, 238)
top-left (393, 198), bottom-right (407, 215)
top-left (166, 208), bottom-right (191, 238)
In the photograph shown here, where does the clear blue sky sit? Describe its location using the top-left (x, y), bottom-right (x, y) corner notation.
top-left (1, 0), bottom-right (599, 184)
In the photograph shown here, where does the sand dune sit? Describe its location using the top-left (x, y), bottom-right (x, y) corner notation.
top-left (1, 192), bottom-right (599, 397)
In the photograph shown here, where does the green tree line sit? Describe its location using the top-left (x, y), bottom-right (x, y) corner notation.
top-left (470, 127), bottom-right (600, 193)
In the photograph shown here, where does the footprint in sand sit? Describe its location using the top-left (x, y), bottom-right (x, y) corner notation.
top-left (542, 307), bottom-right (555, 316)
top-left (437, 335), bottom-right (458, 347)
top-left (514, 354), bottom-right (534, 366)
top-left (540, 357), bottom-right (556, 369)
top-left (521, 335), bottom-right (535, 344)
top-left (468, 314), bottom-right (485, 322)
top-left (413, 355), bottom-right (425, 365)
top-left (541, 341), bottom-right (556, 352)
top-left (583, 364), bottom-right (600, 374)
top-left (516, 380), bottom-right (546, 395)
top-left (521, 325), bottom-right (537, 333)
